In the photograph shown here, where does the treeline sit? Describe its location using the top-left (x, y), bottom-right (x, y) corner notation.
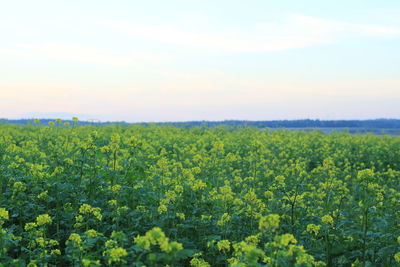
top-left (0, 119), bottom-right (117, 126)
top-left (144, 119), bottom-right (400, 129)
top-left (1, 118), bottom-right (400, 129)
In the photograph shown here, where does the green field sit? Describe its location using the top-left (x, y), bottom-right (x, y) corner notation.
top-left (0, 122), bottom-right (399, 266)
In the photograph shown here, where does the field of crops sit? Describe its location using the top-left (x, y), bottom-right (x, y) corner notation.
top-left (0, 121), bottom-right (399, 266)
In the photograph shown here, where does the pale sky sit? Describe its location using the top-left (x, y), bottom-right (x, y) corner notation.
top-left (1, 0), bottom-right (399, 122)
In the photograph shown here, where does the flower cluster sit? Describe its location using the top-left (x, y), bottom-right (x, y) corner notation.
top-left (259, 214), bottom-right (280, 231)
top-left (134, 227), bottom-right (184, 253)
top-left (79, 204), bottom-right (102, 220)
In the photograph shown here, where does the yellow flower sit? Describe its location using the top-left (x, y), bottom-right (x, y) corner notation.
top-left (79, 204), bottom-right (93, 214)
top-left (103, 247), bottom-right (128, 264)
top-left (64, 158), bottom-right (73, 165)
top-left (176, 212), bottom-right (185, 220)
top-left (105, 239), bottom-right (118, 248)
top-left (191, 180), bottom-right (207, 191)
top-left (0, 208), bottom-right (9, 220)
top-left (217, 213), bottom-right (231, 227)
top-left (264, 190), bottom-right (274, 198)
top-left (117, 206), bottom-right (129, 214)
top-left (75, 215), bottom-right (84, 223)
top-left (306, 224), bottom-right (321, 236)
top-left (36, 214), bottom-right (52, 226)
top-left (296, 253), bottom-right (317, 266)
top-left (259, 214), bottom-right (280, 231)
top-left (85, 229), bottom-right (99, 238)
top-left (274, 234), bottom-right (297, 246)
top-left (190, 257), bottom-right (211, 267)
top-left (218, 185), bottom-right (234, 202)
top-left (13, 182), bottom-right (26, 192)
top-left (275, 175), bottom-right (285, 184)
top-left (110, 184), bottom-right (122, 192)
top-left (108, 200), bottom-right (118, 206)
top-left (158, 204), bottom-right (168, 214)
top-left (24, 222), bottom-right (37, 231)
top-left (82, 259), bottom-right (101, 267)
top-left (233, 198), bottom-right (244, 206)
top-left (48, 239), bottom-right (59, 246)
top-left (394, 252), bottom-right (400, 263)
top-left (134, 227), bottom-right (183, 253)
top-left (321, 215), bottom-right (334, 225)
top-left (68, 233), bottom-right (82, 244)
top-left (201, 215), bottom-right (212, 221)
top-left (37, 190), bottom-right (48, 200)
top-left (134, 235), bottom-right (151, 250)
top-left (79, 204), bottom-right (102, 220)
top-left (245, 235), bottom-right (260, 246)
top-left (174, 185), bottom-right (184, 193)
top-left (146, 227), bottom-right (166, 245)
top-left (36, 237), bottom-right (46, 247)
top-left (13, 235), bottom-right (22, 241)
top-left (217, 240), bottom-right (231, 253)
top-left (136, 205), bottom-right (147, 212)
top-left (92, 208), bottom-right (102, 220)
top-left (50, 249), bottom-right (61, 255)
top-left (159, 239), bottom-right (171, 252)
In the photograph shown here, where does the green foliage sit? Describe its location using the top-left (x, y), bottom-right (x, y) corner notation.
top-left (0, 123), bottom-right (399, 266)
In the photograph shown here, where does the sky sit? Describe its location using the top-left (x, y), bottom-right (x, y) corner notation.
top-left (0, 0), bottom-right (399, 122)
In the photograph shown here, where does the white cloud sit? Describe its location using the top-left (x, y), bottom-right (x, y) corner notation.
top-left (105, 15), bottom-right (400, 52)
top-left (1, 15), bottom-right (398, 65)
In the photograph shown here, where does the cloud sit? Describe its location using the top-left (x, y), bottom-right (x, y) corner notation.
top-left (0, 43), bottom-right (168, 66)
top-left (105, 15), bottom-right (400, 52)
